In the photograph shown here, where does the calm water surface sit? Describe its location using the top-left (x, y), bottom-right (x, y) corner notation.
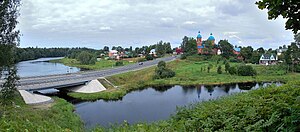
top-left (16, 57), bottom-right (81, 77)
top-left (42, 82), bottom-right (282, 128)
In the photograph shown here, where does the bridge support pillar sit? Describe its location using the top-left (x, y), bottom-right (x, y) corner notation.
top-left (70, 79), bottom-right (106, 93)
top-left (18, 90), bottom-right (53, 105)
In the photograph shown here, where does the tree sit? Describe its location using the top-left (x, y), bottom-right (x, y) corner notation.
top-left (164, 42), bottom-right (173, 54)
top-left (256, 0), bottom-right (300, 34)
top-left (0, 0), bottom-right (21, 104)
top-left (251, 51), bottom-right (261, 64)
top-left (103, 46), bottom-right (109, 52)
top-left (155, 41), bottom-right (166, 57)
top-left (295, 33), bottom-right (300, 46)
top-left (219, 40), bottom-right (234, 59)
top-left (181, 36), bottom-right (197, 55)
top-left (240, 46), bottom-right (254, 62)
top-left (257, 47), bottom-right (265, 54)
top-left (1, 67), bottom-right (19, 104)
top-left (77, 51), bottom-right (96, 65)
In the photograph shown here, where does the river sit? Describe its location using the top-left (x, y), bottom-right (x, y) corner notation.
top-left (16, 57), bottom-right (81, 77)
top-left (40, 82), bottom-right (282, 128)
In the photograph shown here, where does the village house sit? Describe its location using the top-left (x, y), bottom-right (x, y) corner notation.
top-left (149, 49), bottom-right (157, 57)
top-left (108, 50), bottom-right (119, 59)
top-left (259, 54), bottom-right (278, 65)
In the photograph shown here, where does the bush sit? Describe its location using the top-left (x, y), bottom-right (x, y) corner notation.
top-left (115, 61), bottom-right (124, 66)
top-left (237, 65), bottom-right (257, 76)
top-left (225, 62), bottom-right (230, 73)
top-left (145, 54), bottom-right (154, 60)
top-left (228, 66), bottom-right (237, 75)
top-left (217, 65), bottom-right (222, 74)
top-left (153, 61), bottom-right (175, 79)
top-left (158, 61), bottom-right (166, 68)
top-left (180, 54), bottom-right (187, 60)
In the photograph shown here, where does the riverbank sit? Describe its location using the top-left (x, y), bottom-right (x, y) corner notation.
top-left (0, 92), bottom-right (83, 131)
top-left (93, 80), bottom-right (300, 131)
top-left (50, 57), bottom-right (134, 70)
top-left (69, 59), bottom-right (300, 100)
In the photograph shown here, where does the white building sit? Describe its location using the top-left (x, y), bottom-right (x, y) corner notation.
top-left (259, 54), bottom-right (278, 65)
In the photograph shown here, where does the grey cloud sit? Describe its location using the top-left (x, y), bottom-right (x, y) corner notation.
top-left (18, 0), bottom-right (294, 49)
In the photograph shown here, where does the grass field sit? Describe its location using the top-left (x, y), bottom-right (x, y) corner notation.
top-left (2, 56), bottom-right (300, 131)
top-left (69, 57), bottom-right (300, 100)
top-left (50, 57), bottom-right (134, 70)
top-left (0, 92), bottom-right (83, 131)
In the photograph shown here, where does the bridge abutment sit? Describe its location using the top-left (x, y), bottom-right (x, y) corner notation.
top-left (18, 90), bottom-right (53, 105)
top-left (70, 79), bottom-right (106, 93)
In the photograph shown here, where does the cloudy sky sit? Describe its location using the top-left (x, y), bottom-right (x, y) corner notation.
top-left (18, 0), bottom-right (295, 49)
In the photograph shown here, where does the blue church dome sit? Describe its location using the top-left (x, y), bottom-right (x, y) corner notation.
top-left (197, 31), bottom-right (202, 38)
top-left (207, 33), bottom-right (215, 40)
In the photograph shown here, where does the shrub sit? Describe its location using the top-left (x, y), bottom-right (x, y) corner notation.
top-left (158, 61), bottom-right (166, 68)
top-left (225, 62), bottom-right (230, 73)
top-left (153, 61), bottom-right (175, 79)
top-left (228, 66), bottom-right (237, 75)
top-left (237, 65), bottom-right (257, 76)
top-left (217, 65), bottom-right (222, 74)
top-left (180, 54), bottom-right (187, 60)
top-left (207, 64), bottom-right (213, 73)
top-left (115, 61), bottom-right (124, 66)
top-left (145, 54), bottom-right (154, 60)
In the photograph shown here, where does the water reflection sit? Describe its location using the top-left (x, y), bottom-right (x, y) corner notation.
top-left (41, 82), bottom-right (282, 128)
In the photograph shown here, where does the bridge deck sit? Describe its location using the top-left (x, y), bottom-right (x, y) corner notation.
top-left (0, 56), bottom-right (177, 91)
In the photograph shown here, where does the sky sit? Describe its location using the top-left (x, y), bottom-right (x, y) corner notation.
top-left (18, 0), bottom-right (295, 50)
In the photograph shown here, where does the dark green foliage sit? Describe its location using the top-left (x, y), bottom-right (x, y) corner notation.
top-left (256, 0), bottom-right (300, 33)
top-left (219, 40), bottom-right (234, 59)
top-left (115, 61), bottom-right (124, 66)
top-left (237, 65), bottom-right (257, 76)
top-left (0, 45), bottom-right (14, 66)
top-left (181, 36), bottom-right (197, 56)
top-left (77, 51), bottom-right (96, 65)
top-left (0, 0), bottom-right (20, 105)
top-left (217, 65), bottom-right (222, 74)
top-left (153, 61), bottom-right (175, 79)
top-left (0, 67), bottom-right (19, 105)
top-left (207, 64), bottom-right (213, 73)
top-left (157, 61), bottom-right (166, 68)
top-left (180, 54), bottom-right (187, 59)
top-left (240, 46), bottom-right (253, 63)
top-left (145, 54), bottom-right (154, 60)
top-left (225, 62), bottom-right (230, 73)
top-left (15, 47), bottom-right (99, 62)
top-left (228, 66), bottom-right (237, 75)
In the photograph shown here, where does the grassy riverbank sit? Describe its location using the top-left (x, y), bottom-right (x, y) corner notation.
top-left (0, 93), bottom-right (83, 131)
top-left (69, 58), bottom-right (300, 100)
top-left (93, 81), bottom-right (300, 131)
top-left (50, 57), bottom-right (134, 70)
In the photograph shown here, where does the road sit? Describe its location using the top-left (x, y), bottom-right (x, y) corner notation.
top-left (0, 56), bottom-right (177, 91)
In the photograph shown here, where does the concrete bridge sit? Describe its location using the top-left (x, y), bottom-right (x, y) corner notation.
top-left (0, 56), bottom-right (177, 104)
